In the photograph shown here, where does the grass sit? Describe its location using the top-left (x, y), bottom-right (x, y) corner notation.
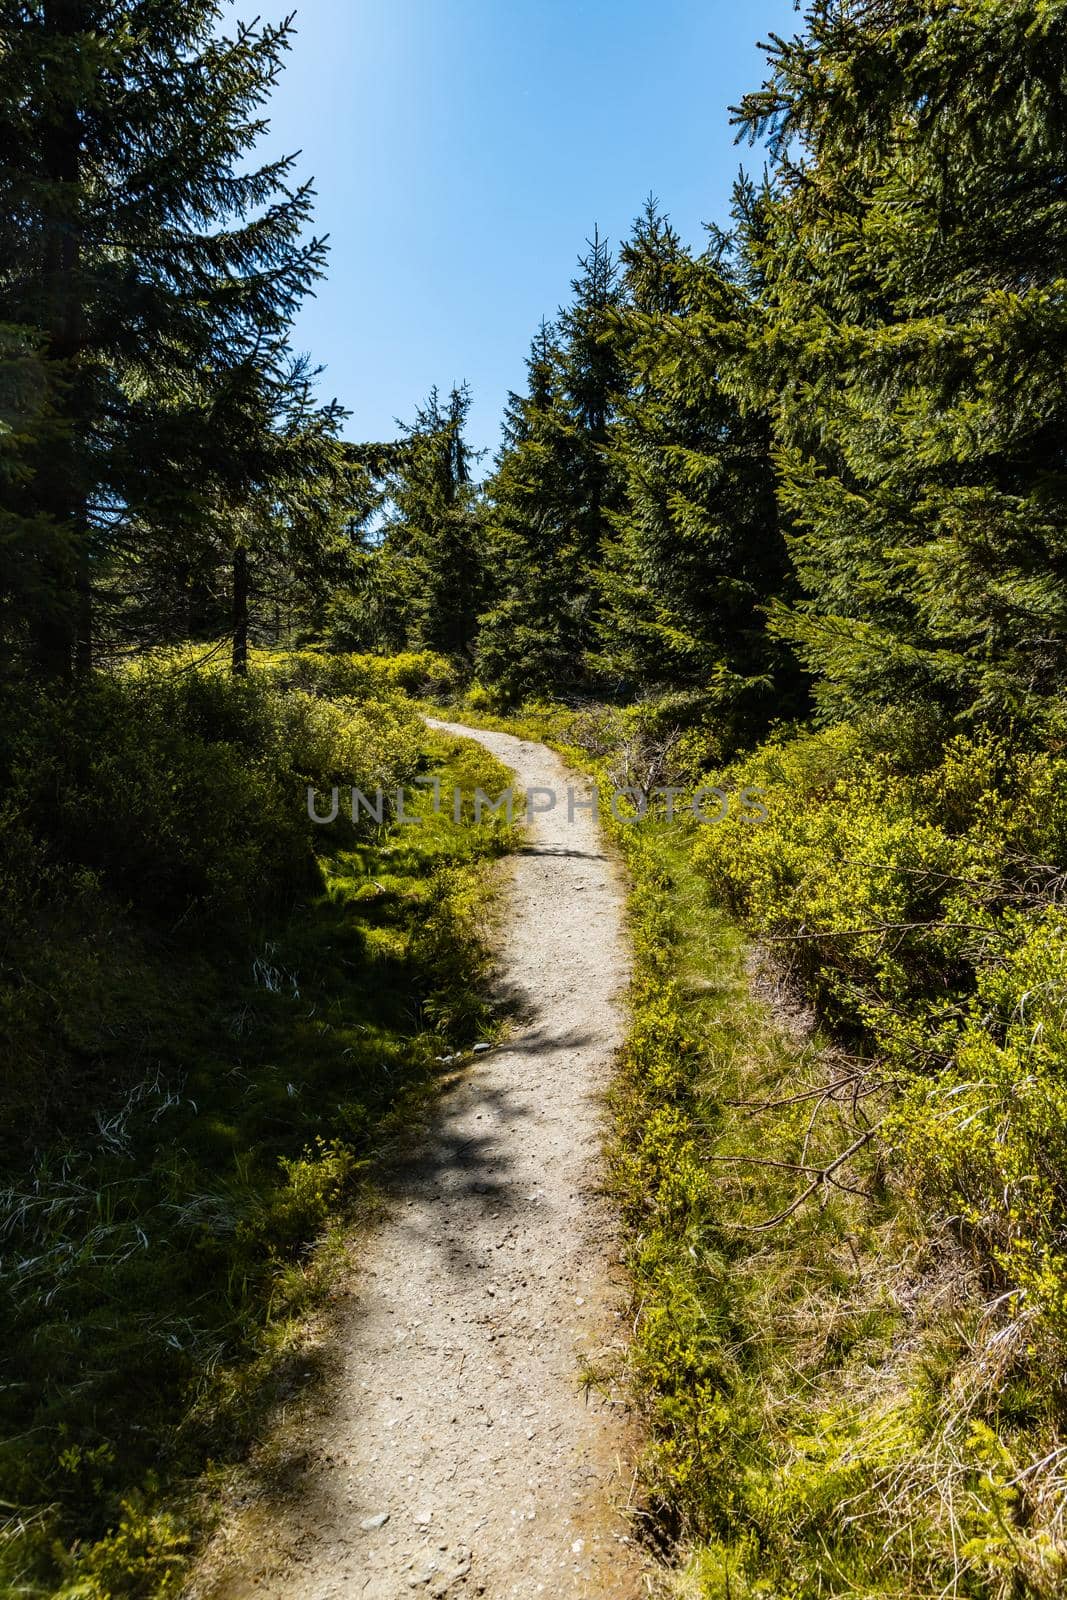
top-left (430, 699), bottom-right (1067, 1598)
top-left (0, 726), bottom-right (516, 1600)
top-left (609, 817), bottom-right (1064, 1598)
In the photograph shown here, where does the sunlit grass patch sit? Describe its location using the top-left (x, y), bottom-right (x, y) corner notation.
top-left (610, 817), bottom-right (1066, 1599)
top-left (446, 700), bottom-right (1067, 1598)
top-left (0, 713), bottom-right (515, 1599)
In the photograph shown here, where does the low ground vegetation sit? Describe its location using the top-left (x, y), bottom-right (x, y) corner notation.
top-left (444, 691), bottom-right (1067, 1596)
top-left (0, 653), bottom-right (513, 1598)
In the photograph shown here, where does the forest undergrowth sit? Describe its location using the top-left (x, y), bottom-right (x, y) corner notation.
top-left (0, 652), bottom-right (513, 1599)
top-left (440, 695), bottom-right (1067, 1598)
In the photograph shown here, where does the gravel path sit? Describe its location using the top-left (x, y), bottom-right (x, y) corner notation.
top-left (191, 723), bottom-right (650, 1600)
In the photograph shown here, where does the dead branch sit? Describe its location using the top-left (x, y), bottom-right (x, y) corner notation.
top-left (718, 1127), bottom-right (881, 1232)
top-left (761, 920), bottom-right (1002, 942)
top-left (726, 1071), bottom-right (881, 1113)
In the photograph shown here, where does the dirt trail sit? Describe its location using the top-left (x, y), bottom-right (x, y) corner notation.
top-left (192, 723), bottom-right (651, 1600)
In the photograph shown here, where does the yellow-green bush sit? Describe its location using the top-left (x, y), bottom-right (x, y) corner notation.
top-left (606, 786), bottom-right (1067, 1598)
top-left (892, 911), bottom-right (1067, 1346)
top-left (0, 668), bottom-right (511, 1599)
top-left (692, 719), bottom-right (1067, 1358)
top-left (255, 646), bottom-right (458, 701)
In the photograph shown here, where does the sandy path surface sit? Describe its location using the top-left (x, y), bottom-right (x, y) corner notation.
top-left (191, 723), bottom-right (650, 1600)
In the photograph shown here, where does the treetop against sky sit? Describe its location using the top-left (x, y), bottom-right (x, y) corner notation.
top-left (218, 0), bottom-right (802, 454)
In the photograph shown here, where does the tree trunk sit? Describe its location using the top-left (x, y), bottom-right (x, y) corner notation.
top-left (37, 0), bottom-right (87, 682)
top-left (74, 552), bottom-right (92, 677)
top-left (232, 543), bottom-right (249, 676)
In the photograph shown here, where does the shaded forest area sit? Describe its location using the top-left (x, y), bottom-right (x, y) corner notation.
top-left (3, 1), bottom-right (1067, 1596)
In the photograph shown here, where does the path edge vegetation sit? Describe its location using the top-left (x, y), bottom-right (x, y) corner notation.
top-left (433, 700), bottom-right (1067, 1600)
top-left (0, 653), bottom-right (517, 1600)
top-left (5, 4), bottom-right (1067, 1597)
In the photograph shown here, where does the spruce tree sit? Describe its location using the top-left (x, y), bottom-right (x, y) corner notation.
top-left (558, 227), bottom-right (626, 586)
top-left (382, 384), bottom-right (485, 658)
top-left (209, 350), bottom-right (349, 673)
top-left (734, 0), bottom-right (1067, 733)
top-left (596, 196), bottom-right (800, 743)
top-left (0, 3), bottom-right (331, 679)
top-left (477, 233), bottom-right (626, 701)
top-left (100, 342), bottom-right (351, 669)
top-left (476, 323), bottom-right (585, 699)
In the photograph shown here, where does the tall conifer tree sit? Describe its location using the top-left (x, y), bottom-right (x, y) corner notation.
top-left (734, 0), bottom-right (1067, 733)
top-left (596, 196), bottom-right (800, 742)
top-left (476, 323), bottom-right (584, 698)
top-left (478, 234), bottom-right (626, 700)
top-left (0, 3), bottom-right (333, 678)
top-left (381, 384), bottom-right (484, 657)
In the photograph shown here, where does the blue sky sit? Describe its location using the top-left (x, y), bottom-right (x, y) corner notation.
top-left (224, 0), bottom-right (802, 456)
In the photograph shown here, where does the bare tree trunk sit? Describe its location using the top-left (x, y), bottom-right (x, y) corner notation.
top-left (75, 558), bottom-right (92, 677)
top-left (38, 0), bottom-right (87, 682)
top-left (232, 543), bottom-right (249, 676)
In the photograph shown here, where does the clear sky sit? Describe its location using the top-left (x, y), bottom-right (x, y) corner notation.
top-left (223, 0), bottom-right (802, 456)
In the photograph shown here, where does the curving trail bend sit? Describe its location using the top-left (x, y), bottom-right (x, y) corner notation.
top-left (192, 722), bottom-right (649, 1600)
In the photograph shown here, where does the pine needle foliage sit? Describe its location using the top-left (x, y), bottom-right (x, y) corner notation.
top-left (733, 0), bottom-right (1067, 734)
top-left (0, 2), bottom-right (341, 678)
top-left (596, 194), bottom-right (804, 744)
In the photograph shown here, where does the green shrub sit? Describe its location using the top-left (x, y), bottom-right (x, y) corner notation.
top-left (0, 700), bottom-right (513, 1599)
top-left (462, 681), bottom-right (498, 712)
top-left (607, 787), bottom-right (1067, 1598)
top-left (692, 719), bottom-right (1067, 1358)
top-left (0, 661), bottom-right (424, 927)
top-left (255, 647), bottom-right (459, 701)
top-left (61, 1499), bottom-right (189, 1600)
top-left (892, 911), bottom-right (1067, 1349)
